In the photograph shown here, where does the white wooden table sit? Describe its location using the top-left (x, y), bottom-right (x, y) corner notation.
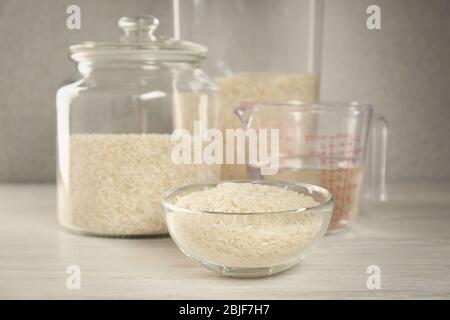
top-left (0, 183), bottom-right (449, 299)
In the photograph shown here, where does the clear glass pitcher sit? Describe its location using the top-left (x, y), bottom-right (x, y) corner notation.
top-left (177, 0), bottom-right (324, 180)
top-left (235, 102), bottom-right (388, 232)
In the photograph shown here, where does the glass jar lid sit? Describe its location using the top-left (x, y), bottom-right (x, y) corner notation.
top-left (70, 15), bottom-right (207, 63)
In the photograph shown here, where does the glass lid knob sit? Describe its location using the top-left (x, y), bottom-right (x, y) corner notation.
top-left (118, 15), bottom-right (159, 42)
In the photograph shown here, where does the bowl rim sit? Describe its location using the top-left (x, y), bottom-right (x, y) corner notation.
top-left (161, 180), bottom-right (333, 216)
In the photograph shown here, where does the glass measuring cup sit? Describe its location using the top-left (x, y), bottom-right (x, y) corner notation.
top-left (235, 102), bottom-right (388, 232)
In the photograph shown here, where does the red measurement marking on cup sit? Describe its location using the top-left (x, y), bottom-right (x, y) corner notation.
top-left (305, 133), bottom-right (364, 227)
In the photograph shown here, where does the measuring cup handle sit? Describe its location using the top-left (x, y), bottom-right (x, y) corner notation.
top-left (365, 113), bottom-right (388, 202)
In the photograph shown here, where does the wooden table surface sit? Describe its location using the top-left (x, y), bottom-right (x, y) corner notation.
top-left (0, 183), bottom-right (449, 299)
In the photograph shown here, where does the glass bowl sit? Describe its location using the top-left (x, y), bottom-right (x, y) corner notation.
top-left (161, 180), bottom-right (333, 278)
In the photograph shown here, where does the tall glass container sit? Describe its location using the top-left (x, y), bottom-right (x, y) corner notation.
top-left (56, 15), bottom-right (220, 237)
top-left (177, 0), bottom-right (324, 179)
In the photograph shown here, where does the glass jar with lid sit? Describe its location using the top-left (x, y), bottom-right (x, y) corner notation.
top-left (56, 15), bottom-right (220, 237)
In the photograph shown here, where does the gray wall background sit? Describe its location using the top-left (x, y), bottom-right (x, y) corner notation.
top-left (0, 0), bottom-right (449, 183)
